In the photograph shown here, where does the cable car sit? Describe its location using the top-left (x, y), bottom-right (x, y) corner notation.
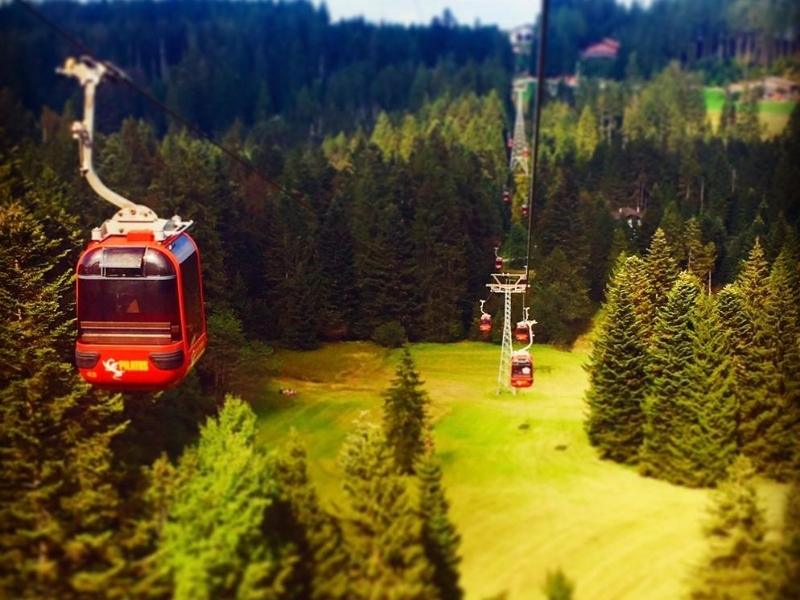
top-left (495, 256), bottom-right (504, 271)
top-left (75, 231), bottom-right (207, 390)
top-left (511, 351), bottom-right (534, 388)
top-left (479, 314), bottom-right (492, 334)
top-left (514, 322), bottom-right (530, 342)
top-left (503, 188), bottom-right (511, 204)
top-left (59, 56), bottom-right (207, 391)
top-left (521, 203), bottom-right (529, 218)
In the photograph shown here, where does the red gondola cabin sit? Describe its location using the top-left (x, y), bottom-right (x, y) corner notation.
top-left (479, 314), bottom-right (492, 334)
top-left (495, 256), bottom-right (504, 271)
top-left (510, 351), bottom-right (534, 388)
top-left (521, 203), bottom-right (529, 218)
top-left (514, 322), bottom-right (530, 342)
top-left (75, 231), bottom-right (207, 390)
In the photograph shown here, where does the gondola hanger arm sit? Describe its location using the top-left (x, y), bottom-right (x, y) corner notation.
top-left (58, 56), bottom-right (191, 241)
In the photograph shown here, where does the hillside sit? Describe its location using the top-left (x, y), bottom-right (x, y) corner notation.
top-left (254, 341), bottom-right (788, 599)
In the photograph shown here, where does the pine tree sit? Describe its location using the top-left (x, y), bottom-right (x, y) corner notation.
top-left (159, 396), bottom-right (299, 599)
top-left (645, 228), bottom-right (679, 312)
top-left (681, 294), bottom-right (739, 485)
top-left (733, 240), bottom-right (788, 477)
top-left (542, 568), bottom-right (575, 600)
top-left (409, 136), bottom-right (469, 341)
top-left (318, 198), bottom-right (358, 339)
top-left (0, 201), bottom-right (72, 383)
top-left (585, 256), bottom-right (648, 464)
top-left (625, 254), bottom-right (656, 342)
top-left (271, 431), bottom-right (351, 600)
top-left (417, 456), bottom-right (462, 600)
top-left (349, 151), bottom-right (416, 338)
top-left (691, 457), bottom-right (775, 599)
top-left (780, 481), bottom-right (800, 599)
top-left (371, 112), bottom-right (398, 158)
top-left (575, 104), bottom-right (599, 162)
top-left (760, 247), bottom-right (800, 479)
top-left (0, 200), bottom-right (127, 598)
top-left (382, 348), bottom-right (431, 474)
top-left (111, 455), bottom-right (179, 599)
top-left (733, 90), bottom-right (762, 143)
top-left (339, 420), bottom-right (436, 598)
top-left (736, 239), bottom-right (771, 316)
top-left (684, 218), bottom-right (716, 288)
top-left (639, 272), bottom-right (701, 483)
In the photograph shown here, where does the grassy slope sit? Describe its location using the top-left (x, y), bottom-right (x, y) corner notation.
top-left (253, 341), bottom-right (786, 600)
top-left (703, 86), bottom-right (796, 137)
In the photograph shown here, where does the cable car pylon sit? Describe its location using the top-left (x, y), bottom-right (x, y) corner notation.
top-left (487, 273), bottom-right (527, 395)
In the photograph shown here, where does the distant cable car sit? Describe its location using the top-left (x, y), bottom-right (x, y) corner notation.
top-left (503, 188), bottom-right (511, 204)
top-left (510, 351), bottom-right (534, 388)
top-left (478, 299), bottom-right (492, 336)
top-left (60, 56), bottom-right (207, 390)
top-left (75, 231), bottom-right (207, 390)
top-left (514, 322), bottom-right (530, 342)
top-left (479, 314), bottom-right (492, 334)
top-left (495, 256), bottom-right (504, 271)
top-left (521, 203), bottom-right (529, 218)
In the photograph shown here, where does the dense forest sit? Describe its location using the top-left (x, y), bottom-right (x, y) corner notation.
top-left (1, 0), bottom-right (799, 597)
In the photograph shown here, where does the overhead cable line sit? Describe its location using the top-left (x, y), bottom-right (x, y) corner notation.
top-left (524, 0), bottom-right (549, 306)
top-left (14, 0), bottom-right (308, 208)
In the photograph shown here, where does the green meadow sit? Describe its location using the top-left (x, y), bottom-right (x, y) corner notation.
top-left (704, 86), bottom-right (796, 137)
top-left (253, 341), bottom-right (787, 599)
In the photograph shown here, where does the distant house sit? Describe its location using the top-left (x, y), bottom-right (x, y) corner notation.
top-left (509, 24), bottom-right (534, 56)
top-left (763, 76), bottom-right (800, 100)
top-left (728, 76), bottom-right (799, 100)
top-left (581, 38), bottom-right (621, 60)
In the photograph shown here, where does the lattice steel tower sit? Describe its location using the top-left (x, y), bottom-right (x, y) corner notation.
top-left (487, 273), bottom-right (527, 394)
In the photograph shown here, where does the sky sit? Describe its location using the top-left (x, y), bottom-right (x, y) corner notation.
top-left (319, 0), bottom-right (648, 30)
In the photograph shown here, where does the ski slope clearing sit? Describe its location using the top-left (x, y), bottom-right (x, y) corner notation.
top-left (254, 341), bottom-right (786, 599)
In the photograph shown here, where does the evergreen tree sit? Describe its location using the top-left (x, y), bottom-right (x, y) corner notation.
top-left (780, 481), bottom-right (800, 599)
top-left (645, 228), bottom-right (679, 311)
top-left (318, 198), bottom-right (358, 339)
top-left (585, 256), bottom-right (648, 464)
top-left (640, 272), bottom-right (701, 484)
top-left (371, 112), bottom-right (398, 158)
top-left (339, 420), bottom-right (436, 598)
top-left (575, 104), bottom-right (599, 162)
top-left (110, 455), bottom-right (179, 599)
top-left (158, 396), bottom-right (298, 599)
top-left (542, 568), bottom-right (575, 600)
top-left (761, 247), bottom-right (800, 479)
top-left (736, 239), bottom-right (771, 315)
top-left (0, 201), bottom-right (127, 598)
top-left (733, 240), bottom-right (789, 477)
top-left (531, 248), bottom-right (593, 345)
top-left (733, 90), bottom-right (762, 143)
top-left (382, 348), bottom-right (431, 475)
top-left (691, 457), bottom-right (776, 599)
top-left (626, 254), bottom-right (656, 342)
top-left (408, 135), bottom-right (469, 341)
top-left (349, 148), bottom-right (416, 337)
top-left (271, 432), bottom-right (351, 600)
top-left (681, 294), bottom-right (739, 485)
top-left (200, 308), bottom-right (247, 398)
top-left (684, 218), bottom-right (717, 288)
top-left (417, 456), bottom-right (462, 600)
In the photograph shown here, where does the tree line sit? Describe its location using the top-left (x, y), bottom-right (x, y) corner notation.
top-left (0, 201), bottom-right (465, 600)
top-left (0, 0), bottom-right (511, 140)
